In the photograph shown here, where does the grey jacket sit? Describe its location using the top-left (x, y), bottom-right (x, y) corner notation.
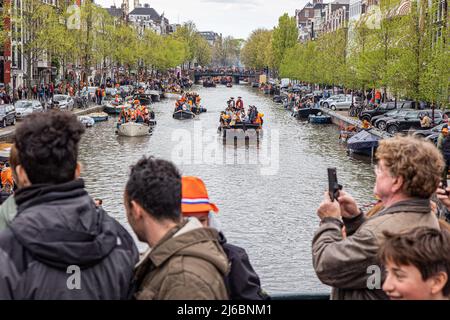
top-left (0, 195), bottom-right (17, 231)
top-left (312, 198), bottom-right (440, 300)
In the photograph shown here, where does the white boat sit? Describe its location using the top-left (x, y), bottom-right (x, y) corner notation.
top-left (78, 116), bottom-right (95, 127)
top-left (89, 112), bottom-right (109, 122)
top-left (116, 122), bottom-right (151, 137)
top-left (164, 92), bottom-right (182, 99)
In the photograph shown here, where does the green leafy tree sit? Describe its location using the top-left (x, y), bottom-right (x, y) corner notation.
top-left (241, 29), bottom-right (273, 69)
top-left (271, 13), bottom-right (298, 70)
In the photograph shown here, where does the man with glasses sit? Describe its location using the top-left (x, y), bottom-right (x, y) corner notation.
top-left (312, 135), bottom-right (443, 300)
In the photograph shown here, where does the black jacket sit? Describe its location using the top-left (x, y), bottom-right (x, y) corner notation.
top-left (0, 179), bottom-right (139, 300)
top-left (219, 232), bottom-right (269, 300)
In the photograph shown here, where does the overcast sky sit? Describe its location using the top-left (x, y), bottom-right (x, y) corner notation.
top-left (97, 0), bottom-right (307, 39)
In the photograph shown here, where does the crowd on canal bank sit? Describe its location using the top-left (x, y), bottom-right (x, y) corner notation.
top-left (0, 111), bottom-right (449, 300)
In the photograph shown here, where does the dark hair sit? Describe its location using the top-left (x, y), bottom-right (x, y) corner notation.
top-left (125, 157), bottom-right (181, 222)
top-left (379, 227), bottom-right (450, 296)
top-left (13, 111), bottom-right (85, 184)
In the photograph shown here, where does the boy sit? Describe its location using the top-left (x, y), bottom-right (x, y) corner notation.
top-left (379, 227), bottom-right (450, 300)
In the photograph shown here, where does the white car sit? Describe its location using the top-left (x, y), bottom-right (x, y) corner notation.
top-left (320, 95), bottom-right (345, 108)
top-left (14, 100), bottom-right (44, 119)
top-left (329, 96), bottom-right (354, 111)
top-left (51, 95), bottom-right (74, 111)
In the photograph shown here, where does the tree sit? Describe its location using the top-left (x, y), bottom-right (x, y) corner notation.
top-left (194, 36), bottom-right (212, 67)
top-left (12, 0), bottom-right (65, 87)
top-left (271, 13), bottom-right (298, 70)
top-left (241, 29), bottom-right (273, 69)
top-left (212, 35), bottom-right (243, 67)
top-left (172, 21), bottom-right (207, 68)
top-left (111, 24), bottom-right (139, 75)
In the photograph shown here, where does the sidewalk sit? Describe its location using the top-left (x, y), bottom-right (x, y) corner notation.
top-left (321, 109), bottom-right (392, 139)
top-left (0, 104), bottom-right (104, 142)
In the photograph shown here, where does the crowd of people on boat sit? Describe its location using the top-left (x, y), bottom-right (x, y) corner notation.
top-left (174, 92), bottom-right (202, 113)
top-left (0, 111), bottom-right (449, 300)
top-left (219, 97), bottom-right (264, 128)
top-left (117, 100), bottom-right (154, 126)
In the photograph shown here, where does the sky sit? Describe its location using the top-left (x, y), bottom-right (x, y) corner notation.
top-left (97, 0), bottom-right (307, 39)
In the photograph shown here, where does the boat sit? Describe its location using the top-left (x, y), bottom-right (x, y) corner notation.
top-left (89, 112), bottom-right (109, 122)
top-left (308, 114), bottom-right (332, 124)
top-left (116, 122), bottom-right (151, 137)
top-left (164, 92), bottom-right (182, 99)
top-left (104, 104), bottom-right (124, 115)
top-left (133, 94), bottom-right (152, 106)
top-left (346, 129), bottom-right (381, 157)
top-left (173, 109), bottom-right (196, 120)
top-left (203, 81), bottom-right (216, 88)
top-left (293, 108), bottom-right (322, 119)
top-left (191, 106), bottom-right (207, 114)
top-left (219, 123), bottom-right (263, 141)
top-left (78, 116), bottom-right (95, 127)
top-left (0, 143), bottom-right (12, 162)
top-left (226, 83), bottom-right (233, 88)
top-left (145, 89), bottom-right (161, 102)
top-left (273, 95), bottom-right (284, 103)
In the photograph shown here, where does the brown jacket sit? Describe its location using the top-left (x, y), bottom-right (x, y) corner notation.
top-left (134, 218), bottom-right (230, 300)
top-left (312, 198), bottom-right (440, 300)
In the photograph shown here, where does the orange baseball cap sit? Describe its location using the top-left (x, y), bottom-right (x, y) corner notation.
top-left (181, 176), bottom-right (219, 214)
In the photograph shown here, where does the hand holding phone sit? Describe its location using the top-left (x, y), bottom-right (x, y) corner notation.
top-left (328, 168), bottom-right (342, 202)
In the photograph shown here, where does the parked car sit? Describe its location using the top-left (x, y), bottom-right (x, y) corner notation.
top-left (14, 100), bottom-right (44, 119)
top-left (385, 110), bottom-right (444, 135)
top-left (360, 101), bottom-right (410, 122)
top-left (329, 96), bottom-right (354, 111)
top-left (50, 94), bottom-right (74, 111)
top-left (372, 109), bottom-right (415, 130)
top-left (412, 122), bottom-right (448, 138)
top-left (320, 95), bottom-right (347, 108)
top-left (0, 104), bottom-right (16, 128)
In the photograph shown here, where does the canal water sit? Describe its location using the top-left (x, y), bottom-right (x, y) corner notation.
top-left (78, 85), bottom-right (376, 295)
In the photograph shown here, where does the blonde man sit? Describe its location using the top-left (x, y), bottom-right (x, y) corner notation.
top-left (313, 136), bottom-right (443, 300)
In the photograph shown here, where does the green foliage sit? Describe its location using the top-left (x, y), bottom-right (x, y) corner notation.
top-left (241, 29), bottom-right (273, 69)
top-left (172, 21), bottom-right (211, 66)
top-left (274, 0), bottom-right (449, 106)
top-left (271, 13), bottom-right (298, 70)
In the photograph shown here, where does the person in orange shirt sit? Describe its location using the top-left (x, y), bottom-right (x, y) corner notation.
top-left (0, 163), bottom-right (14, 192)
top-left (375, 90), bottom-right (382, 105)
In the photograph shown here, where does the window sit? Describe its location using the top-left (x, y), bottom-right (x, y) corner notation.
top-left (305, 11), bottom-right (309, 18)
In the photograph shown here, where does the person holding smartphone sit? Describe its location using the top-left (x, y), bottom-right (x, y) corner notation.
top-left (312, 135), bottom-right (444, 300)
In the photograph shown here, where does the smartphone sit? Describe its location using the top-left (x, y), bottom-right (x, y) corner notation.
top-left (328, 168), bottom-right (340, 202)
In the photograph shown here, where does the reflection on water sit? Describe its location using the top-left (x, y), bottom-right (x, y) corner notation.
top-left (78, 85), bottom-right (376, 295)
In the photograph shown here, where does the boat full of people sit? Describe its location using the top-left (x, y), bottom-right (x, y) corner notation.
top-left (163, 84), bottom-right (183, 99)
top-left (115, 100), bottom-right (156, 137)
top-left (219, 97), bottom-right (264, 140)
top-left (173, 92), bottom-right (206, 120)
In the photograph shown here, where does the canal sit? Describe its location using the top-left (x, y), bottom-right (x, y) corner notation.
top-left (78, 85), bottom-right (376, 295)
